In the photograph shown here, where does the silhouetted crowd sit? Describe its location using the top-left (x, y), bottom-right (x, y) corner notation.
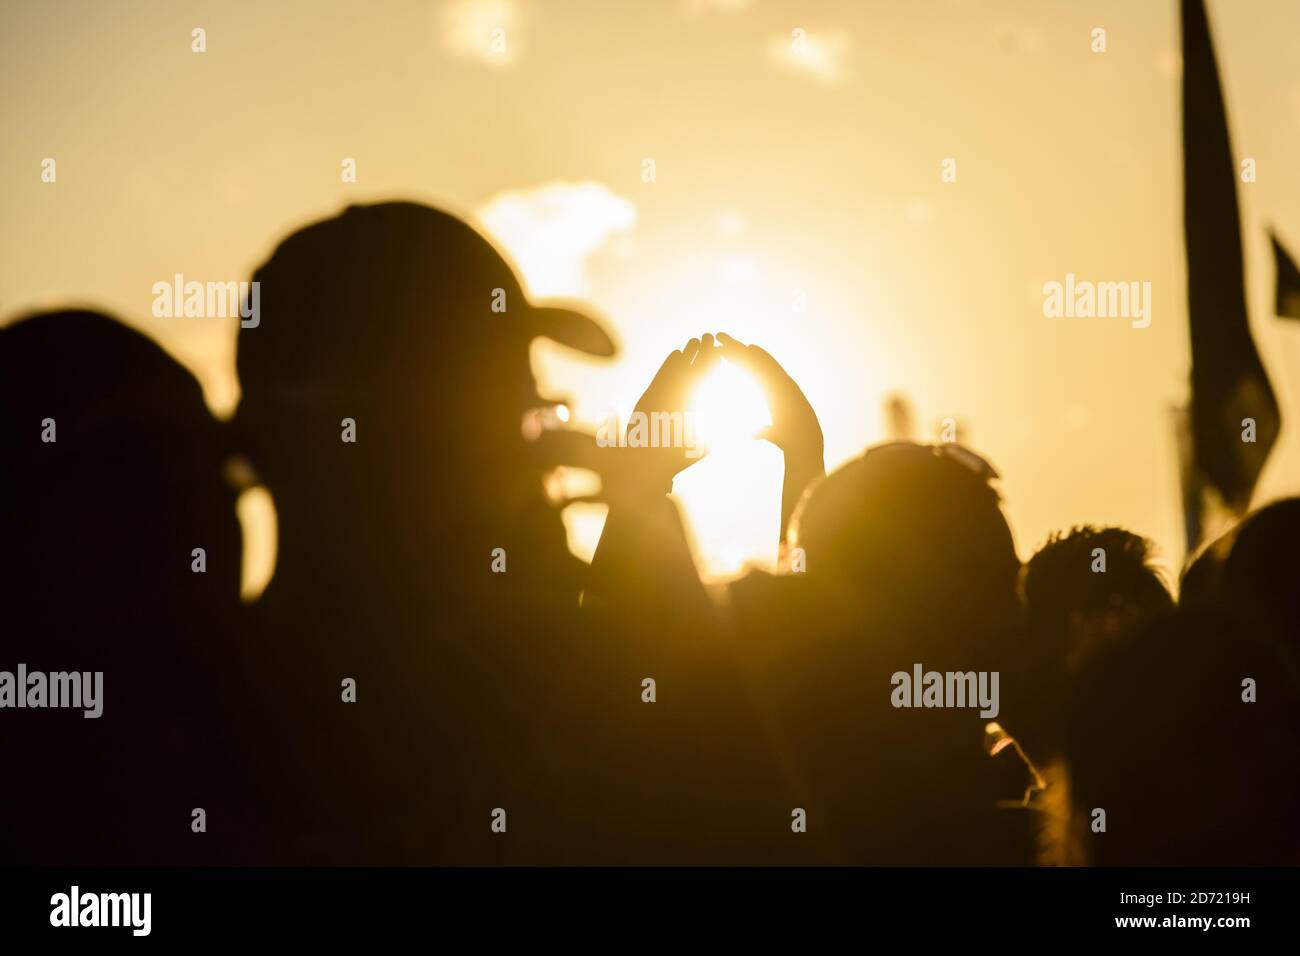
top-left (3, 202), bottom-right (1296, 865)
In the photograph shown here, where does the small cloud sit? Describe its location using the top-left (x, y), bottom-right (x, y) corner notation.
top-left (442, 0), bottom-right (521, 67)
top-left (475, 182), bottom-right (637, 297)
top-left (767, 28), bottom-right (851, 86)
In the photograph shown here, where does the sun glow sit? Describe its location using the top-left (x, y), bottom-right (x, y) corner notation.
top-left (689, 357), bottom-right (771, 451)
top-left (674, 357), bottom-right (782, 579)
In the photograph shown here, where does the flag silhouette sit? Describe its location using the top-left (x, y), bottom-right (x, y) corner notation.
top-left (1271, 229), bottom-right (1300, 320)
top-left (1181, 0), bottom-right (1279, 530)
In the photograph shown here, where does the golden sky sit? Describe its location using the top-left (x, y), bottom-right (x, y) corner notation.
top-left (4, 0), bottom-right (1300, 583)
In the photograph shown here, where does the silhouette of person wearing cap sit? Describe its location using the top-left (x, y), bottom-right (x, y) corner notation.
top-left (234, 202), bottom-right (621, 862)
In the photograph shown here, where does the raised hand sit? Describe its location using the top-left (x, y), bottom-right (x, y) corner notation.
top-left (577, 334), bottom-right (722, 496)
top-left (715, 332), bottom-right (825, 543)
top-left (580, 336), bottom-right (722, 613)
top-left (715, 333), bottom-right (824, 464)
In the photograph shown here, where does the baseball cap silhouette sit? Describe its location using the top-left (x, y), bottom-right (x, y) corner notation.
top-left (237, 201), bottom-right (614, 420)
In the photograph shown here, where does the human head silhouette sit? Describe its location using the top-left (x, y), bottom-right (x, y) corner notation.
top-left (1, 309), bottom-right (241, 616)
top-left (0, 308), bottom-right (244, 863)
top-left (234, 201), bottom-right (616, 591)
top-left (789, 441), bottom-right (1020, 647)
top-left (1016, 525), bottom-right (1172, 759)
top-left (1021, 525), bottom-right (1173, 665)
top-left (1219, 497), bottom-right (1300, 643)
